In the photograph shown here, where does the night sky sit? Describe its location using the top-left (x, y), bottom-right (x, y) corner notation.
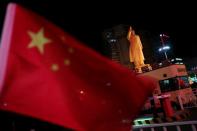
top-left (1, 0), bottom-right (197, 60)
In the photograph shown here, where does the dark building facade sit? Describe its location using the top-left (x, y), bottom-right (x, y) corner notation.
top-left (102, 24), bottom-right (132, 69)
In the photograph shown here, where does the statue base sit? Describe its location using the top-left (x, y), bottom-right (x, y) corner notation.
top-left (135, 64), bottom-right (152, 73)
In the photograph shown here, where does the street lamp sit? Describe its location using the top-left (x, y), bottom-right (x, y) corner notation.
top-left (159, 34), bottom-right (170, 60)
top-left (158, 45), bottom-right (170, 52)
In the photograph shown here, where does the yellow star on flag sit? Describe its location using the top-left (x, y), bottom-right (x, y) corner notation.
top-left (51, 64), bottom-right (59, 72)
top-left (68, 47), bottom-right (74, 53)
top-left (61, 36), bottom-right (66, 41)
top-left (64, 59), bottom-right (70, 66)
top-left (28, 28), bottom-right (51, 54)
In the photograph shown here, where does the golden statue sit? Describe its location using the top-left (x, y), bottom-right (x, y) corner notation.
top-left (127, 27), bottom-right (145, 68)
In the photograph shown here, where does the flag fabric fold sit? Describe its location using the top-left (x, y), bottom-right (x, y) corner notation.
top-left (0, 3), bottom-right (155, 131)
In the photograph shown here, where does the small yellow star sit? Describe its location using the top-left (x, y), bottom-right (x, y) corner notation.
top-left (51, 64), bottom-right (59, 72)
top-left (61, 36), bottom-right (66, 41)
top-left (68, 47), bottom-right (74, 53)
top-left (64, 59), bottom-right (70, 66)
top-left (28, 28), bottom-right (51, 54)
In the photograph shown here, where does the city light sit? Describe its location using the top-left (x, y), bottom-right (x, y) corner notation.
top-left (160, 33), bottom-right (169, 38)
top-left (158, 45), bottom-right (170, 52)
top-left (109, 39), bottom-right (117, 43)
top-left (175, 62), bottom-right (183, 65)
top-left (175, 58), bottom-right (183, 61)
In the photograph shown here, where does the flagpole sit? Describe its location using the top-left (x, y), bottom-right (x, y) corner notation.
top-left (0, 4), bottom-right (16, 93)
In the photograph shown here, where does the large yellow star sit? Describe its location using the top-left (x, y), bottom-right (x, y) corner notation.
top-left (28, 28), bottom-right (51, 54)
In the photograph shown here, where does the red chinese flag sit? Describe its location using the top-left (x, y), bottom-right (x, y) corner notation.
top-left (0, 3), bottom-right (155, 131)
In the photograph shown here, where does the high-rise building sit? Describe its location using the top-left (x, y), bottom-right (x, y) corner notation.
top-left (102, 24), bottom-right (133, 69)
